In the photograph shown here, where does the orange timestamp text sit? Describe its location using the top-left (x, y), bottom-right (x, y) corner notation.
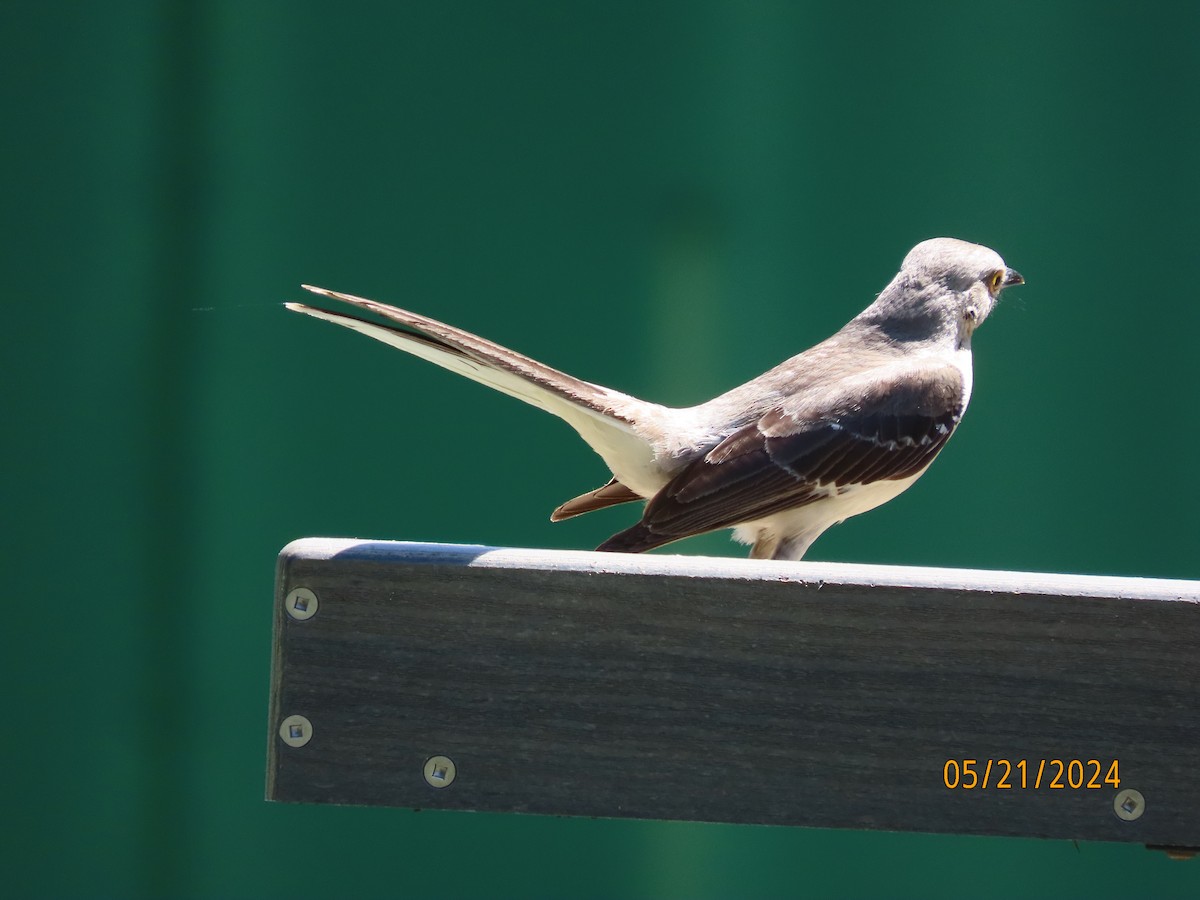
top-left (943, 758), bottom-right (1120, 790)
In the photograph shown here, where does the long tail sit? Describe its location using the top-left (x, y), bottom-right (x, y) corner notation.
top-left (286, 286), bottom-right (663, 486)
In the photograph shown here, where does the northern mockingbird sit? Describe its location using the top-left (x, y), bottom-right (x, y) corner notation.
top-left (288, 237), bottom-right (1022, 560)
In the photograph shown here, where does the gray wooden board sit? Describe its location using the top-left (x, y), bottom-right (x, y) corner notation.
top-left (268, 539), bottom-right (1200, 846)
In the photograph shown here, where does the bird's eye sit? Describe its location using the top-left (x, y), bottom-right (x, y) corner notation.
top-left (988, 269), bottom-right (1005, 292)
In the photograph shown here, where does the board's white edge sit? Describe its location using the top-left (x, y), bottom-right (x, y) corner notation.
top-left (278, 538), bottom-right (1200, 603)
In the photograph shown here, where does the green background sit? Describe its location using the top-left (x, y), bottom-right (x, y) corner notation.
top-left (4, 1), bottom-right (1198, 897)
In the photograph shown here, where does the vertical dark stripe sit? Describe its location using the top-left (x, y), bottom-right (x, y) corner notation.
top-left (141, 0), bottom-right (208, 894)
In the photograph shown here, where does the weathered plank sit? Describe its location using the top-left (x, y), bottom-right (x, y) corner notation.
top-left (268, 539), bottom-right (1200, 849)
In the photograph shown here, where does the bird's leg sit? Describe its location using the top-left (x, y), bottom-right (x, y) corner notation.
top-left (749, 532), bottom-right (780, 559)
top-left (772, 531), bottom-right (822, 561)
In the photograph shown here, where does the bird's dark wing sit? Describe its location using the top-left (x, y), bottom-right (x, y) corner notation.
top-left (597, 364), bottom-right (965, 553)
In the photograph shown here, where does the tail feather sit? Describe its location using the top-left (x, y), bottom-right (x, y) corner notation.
top-left (287, 286), bottom-right (666, 492)
top-left (550, 478), bottom-right (643, 522)
top-left (295, 285), bottom-right (640, 423)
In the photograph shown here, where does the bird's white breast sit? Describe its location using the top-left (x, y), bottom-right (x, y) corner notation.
top-left (952, 346), bottom-right (973, 412)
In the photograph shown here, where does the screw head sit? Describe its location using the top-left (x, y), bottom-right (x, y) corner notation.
top-left (279, 714), bottom-right (313, 747)
top-left (285, 587), bottom-right (318, 620)
top-left (1114, 788), bottom-right (1145, 821)
top-left (423, 755), bottom-right (457, 788)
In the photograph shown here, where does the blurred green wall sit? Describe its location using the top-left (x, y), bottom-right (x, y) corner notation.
top-left (4, 2), bottom-right (1198, 898)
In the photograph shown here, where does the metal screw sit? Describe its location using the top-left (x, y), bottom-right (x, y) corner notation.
top-left (285, 587), bottom-right (318, 620)
top-left (1114, 788), bottom-right (1145, 821)
top-left (423, 755), bottom-right (457, 788)
top-left (279, 714), bottom-right (313, 747)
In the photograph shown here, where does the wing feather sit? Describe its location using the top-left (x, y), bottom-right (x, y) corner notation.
top-left (597, 364), bottom-right (965, 553)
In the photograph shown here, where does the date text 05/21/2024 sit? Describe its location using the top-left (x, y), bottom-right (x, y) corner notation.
top-left (943, 759), bottom-right (1121, 790)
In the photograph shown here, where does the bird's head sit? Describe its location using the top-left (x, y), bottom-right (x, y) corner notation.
top-left (899, 237), bottom-right (1023, 338)
top-left (855, 238), bottom-right (1023, 348)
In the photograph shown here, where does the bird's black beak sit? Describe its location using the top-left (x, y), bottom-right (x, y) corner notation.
top-left (1003, 268), bottom-right (1024, 286)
